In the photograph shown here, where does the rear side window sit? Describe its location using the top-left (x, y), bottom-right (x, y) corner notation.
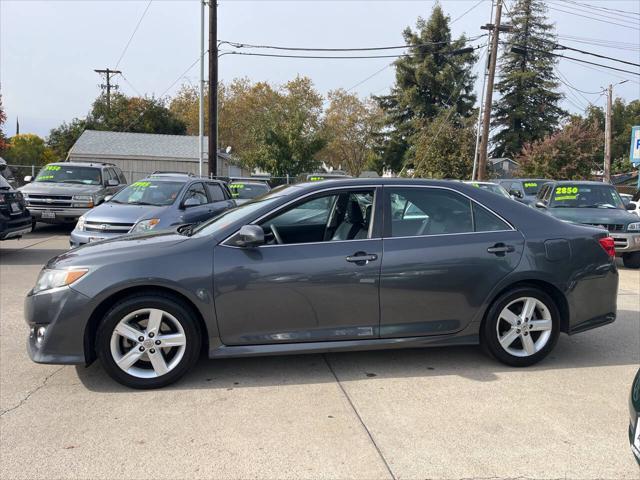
top-left (206, 183), bottom-right (226, 202)
top-left (386, 188), bottom-right (473, 237)
top-left (472, 203), bottom-right (511, 232)
top-left (114, 168), bottom-right (126, 184)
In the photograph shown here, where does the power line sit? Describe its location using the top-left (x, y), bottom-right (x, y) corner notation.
top-left (114, 0), bottom-right (153, 69)
top-left (556, 35), bottom-right (639, 53)
top-left (562, 57), bottom-right (640, 85)
top-left (219, 34), bottom-right (487, 52)
top-left (451, 0), bottom-right (487, 24)
top-left (346, 63), bottom-right (391, 92)
top-left (548, 0), bottom-right (640, 24)
top-left (222, 46), bottom-right (482, 60)
top-left (546, 5), bottom-right (639, 31)
top-left (556, 0), bottom-right (640, 18)
top-left (554, 43), bottom-right (640, 68)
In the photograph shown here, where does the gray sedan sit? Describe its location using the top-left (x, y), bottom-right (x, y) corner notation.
top-left (25, 179), bottom-right (618, 388)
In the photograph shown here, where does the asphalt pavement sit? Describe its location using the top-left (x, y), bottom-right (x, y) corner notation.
top-left (1, 225), bottom-right (638, 479)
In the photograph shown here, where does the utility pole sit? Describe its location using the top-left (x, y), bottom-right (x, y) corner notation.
top-left (603, 83), bottom-right (612, 183)
top-left (477, 0), bottom-right (504, 181)
top-left (199, 1), bottom-right (205, 178)
top-left (208, 0), bottom-right (218, 178)
top-left (94, 68), bottom-right (121, 116)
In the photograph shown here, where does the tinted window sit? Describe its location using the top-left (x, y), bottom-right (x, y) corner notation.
top-left (473, 203), bottom-right (510, 232)
top-left (184, 182), bottom-right (209, 205)
top-left (268, 195), bottom-right (337, 228)
top-left (387, 188), bottom-right (473, 237)
top-left (207, 183), bottom-right (226, 202)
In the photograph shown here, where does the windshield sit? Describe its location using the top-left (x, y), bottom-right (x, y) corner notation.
top-left (229, 182), bottom-right (270, 199)
top-left (468, 182), bottom-right (511, 198)
top-left (550, 184), bottom-right (625, 209)
top-left (522, 180), bottom-right (547, 195)
top-left (111, 180), bottom-right (185, 206)
top-left (35, 165), bottom-right (102, 185)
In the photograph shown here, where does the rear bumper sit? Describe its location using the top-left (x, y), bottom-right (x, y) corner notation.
top-left (0, 212), bottom-right (32, 240)
top-left (566, 263), bottom-right (618, 335)
top-left (610, 232), bottom-right (640, 253)
top-left (29, 206), bottom-right (89, 224)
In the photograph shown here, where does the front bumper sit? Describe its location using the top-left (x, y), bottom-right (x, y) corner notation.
top-left (610, 232), bottom-right (640, 253)
top-left (69, 228), bottom-right (124, 248)
top-left (25, 286), bottom-right (93, 364)
top-left (29, 206), bottom-right (89, 224)
top-left (0, 212), bottom-right (32, 240)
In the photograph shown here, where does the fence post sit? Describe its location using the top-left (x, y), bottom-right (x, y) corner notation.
top-left (31, 165), bottom-right (35, 177)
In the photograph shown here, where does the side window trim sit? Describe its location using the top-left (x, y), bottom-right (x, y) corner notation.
top-left (381, 185), bottom-right (515, 239)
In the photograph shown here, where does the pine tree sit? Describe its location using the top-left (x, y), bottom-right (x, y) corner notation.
top-left (491, 0), bottom-right (565, 158)
top-left (376, 4), bottom-right (477, 171)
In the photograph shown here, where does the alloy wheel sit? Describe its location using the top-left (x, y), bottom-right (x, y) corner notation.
top-left (110, 308), bottom-right (187, 378)
top-left (495, 296), bottom-right (553, 358)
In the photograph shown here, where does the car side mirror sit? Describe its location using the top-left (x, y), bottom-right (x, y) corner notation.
top-left (24, 175), bottom-right (33, 183)
top-left (509, 189), bottom-right (523, 199)
top-left (107, 179), bottom-right (118, 186)
top-left (182, 197), bottom-right (201, 208)
top-left (104, 195), bottom-right (113, 202)
top-left (535, 201), bottom-right (547, 209)
top-left (236, 225), bottom-right (264, 247)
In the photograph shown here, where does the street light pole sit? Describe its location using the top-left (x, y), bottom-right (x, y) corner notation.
top-left (208, 0), bottom-right (218, 178)
top-left (198, 0), bottom-right (205, 177)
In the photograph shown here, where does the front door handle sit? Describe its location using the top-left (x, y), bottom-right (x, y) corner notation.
top-left (346, 252), bottom-right (378, 265)
top-left (487, 243), bottom-right (515, 255)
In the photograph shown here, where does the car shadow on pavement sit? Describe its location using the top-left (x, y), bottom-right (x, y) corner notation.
top-left (0, 248), bottom-right (67, 266)
top-left (76, 310), bottom-right (639, 393)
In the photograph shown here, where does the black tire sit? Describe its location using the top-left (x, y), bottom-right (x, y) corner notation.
top-left (31, 219), bottom-right (37, 232)
top-left (481, 286), bottom-right (560, 367)
top-left (622, 252), bottom-right (640, 269)
top-left (96, 293), bottom-right (202, 389)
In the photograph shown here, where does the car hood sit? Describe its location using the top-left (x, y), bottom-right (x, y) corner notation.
top-left (547, 207), bottom-right (639, 226)
top-left (83, 202), bottom-right (171, 223)
top-left (49, 230), bottom-right (188, 268)
top-left (19, 182), bottom-right (100, 196)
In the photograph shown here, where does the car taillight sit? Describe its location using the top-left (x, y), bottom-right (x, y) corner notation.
top-left (0, 193), bottom-right (5, 204)
top-left (598, 237), bottom-right (616, 258)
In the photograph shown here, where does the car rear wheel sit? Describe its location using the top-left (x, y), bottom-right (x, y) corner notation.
top-left (96, 294), bottom-right (201, 389)
top-left (622, 252), bottom-right (640, 269)
top-left (482, 287), bottom-right (560, 367)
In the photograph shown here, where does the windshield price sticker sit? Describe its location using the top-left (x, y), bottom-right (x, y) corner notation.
top-left (38, 175), bottom-right (54, 180)
top-left (44, 165), bottom-right (61, 171)
top-left (229, 183), bottom-right (244, 189)
top-left (524, 182), bottom-right (538, 188)
top-left (131, 181), bottom-right (151, 189)
top-left (309, 176), bottom-right (325, 181)
top-left (554, 186), bottom-right (579, 201)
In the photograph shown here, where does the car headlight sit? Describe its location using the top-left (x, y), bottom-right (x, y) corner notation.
top-left (628, 222), bottom-right (640, 232)
top-left (72, 194), bottom-right (94, 208)
top-left (76, 215), bottom-right (86, 231)
top-left (32, 268), bottom-right (88, 294)
top-left (130, 218), bottom-right (160, 233)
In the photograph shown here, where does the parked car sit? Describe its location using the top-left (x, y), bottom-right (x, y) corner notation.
top-left (0, 174), bottom-right (32, 240)
top-left (19, 162), bottom-right (127, 227)
top-left (629, 368), bottom-right (640, 465)
top-left (26, 179), bottom-right (619, 389)
top-left (535, 181), bottom-right (640, 268)
top-left (69, 173), bottom-right (235, 248)
top-left (228, 179), bottom-right (271, 205)
top-left (627, 201), bottom-right (640, 217)
top-left (620, 193), bottom-right (633, 207)
top-left (0, 157), bottom-right (17, 188)
top-left (498, 178), bottom-right (552, 206)
top-left (464, 181), bottom-right (512, 199)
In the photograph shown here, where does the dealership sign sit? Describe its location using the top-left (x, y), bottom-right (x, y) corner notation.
top-left (631, 125), bottom-right (640, 166)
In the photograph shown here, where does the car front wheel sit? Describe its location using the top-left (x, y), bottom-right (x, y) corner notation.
top-left (622, 252), bottom-right (640, 269)
top-left (482, 287), bottom-right (560, 367)
top-left (96, 293), bottom-right (202, 389)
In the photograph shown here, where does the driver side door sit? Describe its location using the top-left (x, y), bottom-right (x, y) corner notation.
top-left (213, 186), bottom-right (383, 346)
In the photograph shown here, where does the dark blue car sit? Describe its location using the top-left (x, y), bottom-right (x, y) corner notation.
top-left (69, 173), bottom-right (235, 247)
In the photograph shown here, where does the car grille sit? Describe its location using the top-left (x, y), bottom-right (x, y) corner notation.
top-left (611, 236), bottom-right (628, 249)
top-left (586, 223), bottom-right (624, 232)
top-left (26, 194), bottom-right (73, 208)
top-left (84, 221), bottom-right (135, 233)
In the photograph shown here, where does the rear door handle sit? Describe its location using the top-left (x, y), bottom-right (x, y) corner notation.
top-left (346, 252), bottom-right (378, 264)
top-left (487, 243), bottom-right (515, 255)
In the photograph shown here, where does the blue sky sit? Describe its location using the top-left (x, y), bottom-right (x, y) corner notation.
top-left (1, 0), bottom-right (639, 138)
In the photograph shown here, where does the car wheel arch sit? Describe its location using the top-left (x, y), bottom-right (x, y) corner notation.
top-left (83, 285), bottom-right (209, 365)
top-left (479, 279), bottom-right (570, 336)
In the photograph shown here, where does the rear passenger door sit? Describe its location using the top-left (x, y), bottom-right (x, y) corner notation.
top-left (379, 186), bottom-right (525, 338)
top-left (206, 182), bottom-right (235, 217)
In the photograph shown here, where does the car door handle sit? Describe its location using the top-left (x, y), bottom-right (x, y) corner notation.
top-left (487, 243), bottom-right (515, 255)
top-left (346, 252), bottom-right (378, 264)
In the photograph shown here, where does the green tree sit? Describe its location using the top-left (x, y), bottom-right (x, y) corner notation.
top-left (412, 113), bottom-right (476, 179)
top-left (492, 0), bottom-right (565, 158)
top-left (3, 134), bottom-right (57, 167)
top-left (517, 119), bottom-right (601, 179)
top-left (318, 89), bottom-right (382, 176)
top-left (376, 4), bottom-right (477, 170)
top-left (47, 118), bottom-right (86, 159)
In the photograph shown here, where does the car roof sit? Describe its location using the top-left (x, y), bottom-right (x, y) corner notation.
top-left (549, 180), bottom-right (615, 186)
top-left (49, 162), bottom-right (114, 169)
top-left (498, 178), bottom-right (552, 182)
top-left (463, 181), bottom-right (500, 185)
top-left (229, 180), bottom-right (269, 185)
top-left (142, 174), bottom-right (226, 184)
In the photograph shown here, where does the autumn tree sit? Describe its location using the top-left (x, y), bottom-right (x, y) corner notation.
top-left (492, 0), bottom-right (565, 158)
top-left (47, 118), bottom-right (87, 159)
top-left (318, 89), bottom-right (382, 176)
top-left (3, 134), bottom-right (57, 167)
top-left (517, 119), bottom-right (601, 179)
top-left (0, 95), bottom-right (7, 154)
top-left (376, 4), bottom-right (477, 170)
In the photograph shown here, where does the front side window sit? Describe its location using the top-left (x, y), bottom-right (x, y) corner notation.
top-left (34, 165), bottom-right (102, 185)
top-left (207, 183), bottom-right (226, 202)
top-left (259, 189), bottom-right (375, 245)
top-left (386, 188), bottom-right (474, 237)
top-left (110, 180), bottom-right (185, 206)
top-left (184, 182), bottom-right (209, 205)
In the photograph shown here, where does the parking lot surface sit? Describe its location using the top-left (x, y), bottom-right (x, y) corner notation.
top-left (1, 226), bottom-right (639, 479)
